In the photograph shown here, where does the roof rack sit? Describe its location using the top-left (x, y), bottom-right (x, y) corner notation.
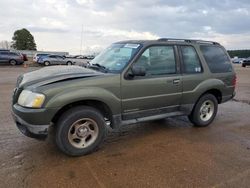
top-left (157, 38), bottom-right (219, 45)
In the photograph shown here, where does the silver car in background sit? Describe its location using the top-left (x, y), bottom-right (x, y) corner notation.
top-left (66, 55), bottom-right (92, 67)
top-left (37, 55), bottom-right (74, 66)
top-left (0, 51), bottom-right (24, 65)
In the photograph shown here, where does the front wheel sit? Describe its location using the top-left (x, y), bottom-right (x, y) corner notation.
top-left (188, 94), bottom-right (218, 127)
top-left (55, 106), bottom-right (107, 156)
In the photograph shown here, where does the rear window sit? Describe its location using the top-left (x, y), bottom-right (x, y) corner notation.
top-left (200, 45), bottom-right (232, 73)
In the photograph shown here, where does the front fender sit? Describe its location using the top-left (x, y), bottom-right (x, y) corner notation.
top-left (45, 87), bottom-right (121, 114)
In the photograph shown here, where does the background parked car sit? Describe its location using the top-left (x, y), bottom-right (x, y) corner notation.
top-left (64, 55), bottom-right (92, 67)
top-left (232, 58), bottom-right (245, 64)
top-left (242, 57), bottom-right (250, 67)
top-left (86, 55), bottom-right (95, 60)
top-left (0, 51), bottom-right (24, 65)
top-left (37, 54), bottom-right (75, 66)
top-left (33, 53), bottom-right (50, 63)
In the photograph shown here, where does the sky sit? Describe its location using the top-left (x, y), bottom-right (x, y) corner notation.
top-left (0, 0), bottom-right (250, 54)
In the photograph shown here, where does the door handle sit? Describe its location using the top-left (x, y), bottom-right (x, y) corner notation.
top-left (173, 79), bottom-right (180, 85)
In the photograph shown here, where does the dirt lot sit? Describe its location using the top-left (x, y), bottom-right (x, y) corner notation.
top-left (0, 64), bottom-right (250, 188)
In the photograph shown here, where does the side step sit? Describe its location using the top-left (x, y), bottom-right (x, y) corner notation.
top-left (120, 111), bottom-right (186, 126)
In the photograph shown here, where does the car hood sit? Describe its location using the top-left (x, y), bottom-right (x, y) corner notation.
top-left (17, 65), bottom-right (103, 88)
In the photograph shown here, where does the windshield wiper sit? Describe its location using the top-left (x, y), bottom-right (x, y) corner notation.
top-left (90, 63), bottom-right (109, 73)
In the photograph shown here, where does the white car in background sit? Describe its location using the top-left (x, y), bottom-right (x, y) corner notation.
top-left (232, 58), bottom-right (245, 64)
top-left (33, 53), bottom-right (50, 63)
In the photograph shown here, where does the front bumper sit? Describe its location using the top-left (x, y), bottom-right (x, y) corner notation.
top-left (12, 112), bottom-right (49, 139)
top-left (12, 104), bottom-right (57, 139)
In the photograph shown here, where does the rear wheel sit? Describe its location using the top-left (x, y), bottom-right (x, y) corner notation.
top-left (9, 59), bottom-right (17, 66)
top-left (66, 61), bottom-right (72, 65)
top-left (44, 61), bottom-right (50, 66)
top-left (55, 106), bottom-right (107, 156)
top-left (188, 94), bottom-right (218, 127)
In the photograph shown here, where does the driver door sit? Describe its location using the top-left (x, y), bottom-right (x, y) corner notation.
top-left (121, 45), bottom-right (182, 119)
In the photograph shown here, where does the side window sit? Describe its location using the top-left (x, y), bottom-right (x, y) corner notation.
top-left (9, 52), bottom-right (18, 56)
top-left (134, 46), bottom-right (176, 76)
top-left (181, 46), bottom-right (202, 74)
top-left (200, 45), bottom-right (232, 73)
top-left (0, 52), bottom-right (9, 55)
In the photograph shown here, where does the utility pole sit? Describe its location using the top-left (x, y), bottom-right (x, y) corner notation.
top-left (80, 24), bottom-right (83, 55)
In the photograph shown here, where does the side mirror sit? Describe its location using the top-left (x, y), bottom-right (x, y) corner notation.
top-left (131, 66), bottom-right (146, 77)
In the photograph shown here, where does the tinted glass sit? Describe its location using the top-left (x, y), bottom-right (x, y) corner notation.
top-left (200, 45), bottom-right (232, 73)
top-left (134, 46), bottom-right (176, 75)
top-left (181, 46), bottom-right (202, 73)
top-left (0, 52), bottom-right (9, 55)
top-left (38, 54), bottom-right (49, 57)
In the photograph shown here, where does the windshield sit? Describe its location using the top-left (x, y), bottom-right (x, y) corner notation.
top-left (90, 43), bottom-right (141, 72)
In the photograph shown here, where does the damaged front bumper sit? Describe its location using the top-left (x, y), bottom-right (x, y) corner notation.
top-left (12, 112), bottom-right (49, 140)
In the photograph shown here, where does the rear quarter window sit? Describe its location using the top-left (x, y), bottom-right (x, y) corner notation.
top-left (180, 45), bottom-right (202, 74)
top-left (200, 45), bottom-right (232, 73)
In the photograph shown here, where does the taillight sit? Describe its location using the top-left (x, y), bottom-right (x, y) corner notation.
top-left (232, 75), bottom-right (237, 88)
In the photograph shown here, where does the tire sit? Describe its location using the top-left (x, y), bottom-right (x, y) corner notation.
top-left (66, 61), bottom-right (72, 65)
top-left (242, 64), bottom-right (245, 67)
top-left (188, 94), bottom-right (218, 127)
top-left (44, 61), bottom-right (50, 66)
top-left (9, 59), bottom-right (17, 66)
top-left (55, 106), bottom-right (107, 156)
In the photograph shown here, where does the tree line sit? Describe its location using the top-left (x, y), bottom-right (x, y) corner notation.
top-left (227, 50), bottom-right (250, 58)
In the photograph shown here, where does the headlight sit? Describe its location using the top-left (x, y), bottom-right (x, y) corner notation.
top-left (18, 90), bottom-right (45, 108)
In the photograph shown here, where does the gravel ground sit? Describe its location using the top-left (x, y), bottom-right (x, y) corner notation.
top-left (0, 64), bottom-right (250, 188)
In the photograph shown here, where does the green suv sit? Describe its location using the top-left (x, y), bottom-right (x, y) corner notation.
top-left (12, 38), bottom-right (236, 156)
